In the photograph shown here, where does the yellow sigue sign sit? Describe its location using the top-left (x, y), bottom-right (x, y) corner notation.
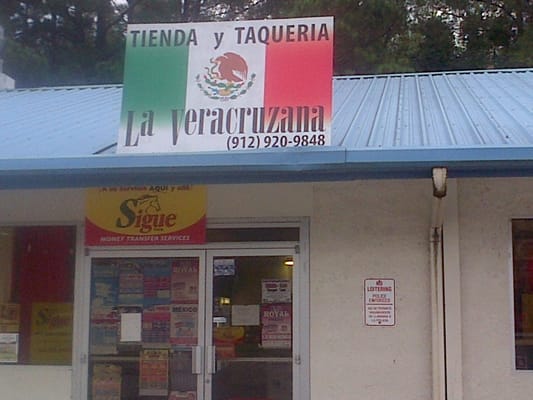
top-left (85, 185), bottom-right (206, 246)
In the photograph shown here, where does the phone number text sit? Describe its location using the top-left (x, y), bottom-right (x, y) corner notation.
top-left (227, 134), bottom-right (327, 150)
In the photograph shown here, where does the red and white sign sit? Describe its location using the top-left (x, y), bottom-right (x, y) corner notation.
top-left (364, 279), bottom-right (395, 326)
top-left (118, 17), bottom-right (334, 154)
top-left (261, 303), bottom-right (291, 348)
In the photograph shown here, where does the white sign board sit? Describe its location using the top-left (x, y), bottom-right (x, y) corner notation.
top-left (364, 279), bottom-right (395, 326)
top-left (117, 17), bottom-right (333, 154)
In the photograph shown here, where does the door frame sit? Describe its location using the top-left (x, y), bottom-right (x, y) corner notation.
top-left (74, 218), bottom-right (310, 400)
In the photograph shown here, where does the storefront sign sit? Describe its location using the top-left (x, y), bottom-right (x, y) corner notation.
top-left (364, 279), bottom-right (395, 326)
top-left (117, 17), bottom-right (333, 153)
top-left (30, 302), bottom-right (73, 364)
top-left (85, 186), bottom-right (206, 246)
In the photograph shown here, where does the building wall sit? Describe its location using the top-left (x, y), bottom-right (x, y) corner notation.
top-left (310, 180), bottom-right (433, 400)
top-left (0, 366), bottom-right (71, 400)
top-left (0, 189), bottom-right (82, 399)
top-left (458, 177), bottom-right (533, 399)
top-left (2, 178), bottom-right (530, 400)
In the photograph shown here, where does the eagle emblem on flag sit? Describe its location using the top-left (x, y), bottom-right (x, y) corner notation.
top-left (196, 52), bottom-right (256, 101)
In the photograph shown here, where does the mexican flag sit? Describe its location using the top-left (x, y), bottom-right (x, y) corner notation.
top-left (117, 17), bottom-right (333, 153)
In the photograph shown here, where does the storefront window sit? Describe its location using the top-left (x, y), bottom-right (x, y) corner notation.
top-left (0, 226), bottom-right (76, 365)
top-left (88, 251), bottom-right (296, 400)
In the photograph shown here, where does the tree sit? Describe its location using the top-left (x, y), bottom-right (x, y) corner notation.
top-left (0, 0), bottom-right (281, 87)
top-left (410, 16), bottom-right (456, 71)
top-left (1, 0), bottom-right (127, 86)
top-left (278, 0), bottom-right (415, 74)
top-left (417, 0), bottom-right (533, 69)
top-left (0, 0), bottom-right (531, 87)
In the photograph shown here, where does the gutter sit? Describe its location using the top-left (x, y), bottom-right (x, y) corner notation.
top-left (430, 167), bottom-right (447, 400)
top-left (1, 146), bottom-right (533, 189)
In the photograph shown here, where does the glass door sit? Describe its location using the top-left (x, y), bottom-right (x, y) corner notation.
top-left (206, 250), bottom-right (296, 400)
top-left (85, 247), bottom-right (299, 400)
top-left (87, 251), bottom-right (206, 400)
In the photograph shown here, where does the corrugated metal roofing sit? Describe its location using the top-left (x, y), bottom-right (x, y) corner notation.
top-left (0, 68), bottom-right (532, 188)
top-left (0, 84), bottom-right (122, 157)
top-left (333, 69), bottom-right (532, 148)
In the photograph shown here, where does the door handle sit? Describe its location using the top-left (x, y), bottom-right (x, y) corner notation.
top-left (192, 346), bottom-right (203, 375)
top-left (207, 345), bottom-right (216, 374)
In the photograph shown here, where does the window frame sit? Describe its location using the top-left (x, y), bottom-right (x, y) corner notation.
top-left (0, 223), bottom-right (80, 366)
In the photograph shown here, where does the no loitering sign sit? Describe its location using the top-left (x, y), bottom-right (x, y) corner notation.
top-left (364, 279), bottom-right (395, 326)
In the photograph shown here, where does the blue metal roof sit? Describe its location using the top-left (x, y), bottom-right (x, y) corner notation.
top-left (0, 69), bottom-right (532, 188)
top-left (334, 69), bottom-right (532, 147)
top-left (0, 85), bottom-right (122, 157)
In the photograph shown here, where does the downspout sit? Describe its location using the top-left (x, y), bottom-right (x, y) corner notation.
top-left (430, 167), bottom-right (447, 400)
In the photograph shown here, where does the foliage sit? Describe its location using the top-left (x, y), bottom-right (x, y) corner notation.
top-left (0, 0), bottom-right (127, 86)
top-left (415, 0), bottom-right (533, 69)
top-left (0, 0), bottom-right (531, 87)
top-left (278, 0), bottom-right (415, 74)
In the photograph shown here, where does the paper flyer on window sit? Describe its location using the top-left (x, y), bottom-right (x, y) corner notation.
top-left (90, 307), bottom-right (119, 355)
top-left (261, 304), bottom-right (292, 349)
top-left (118, 262), bottom-right (144, 306)
top-left (170, 304), bottom-right (198, 346)
top-left (120, 312), bottom-right (142, 342)
top-left (170, 350), bottom-right (196, 393)
top-left (213, 259), bottom-right (235, 276)
top-left (0, 333), bottom-right (18, 363)
top-left (139, 349), bottom-right (169, 396)
top-left (171, 259), bottom-right (199, 304)
top-left (92, 364), bottom-right (122, 400)
top-left (143, 260), bottom-right (172, 307)
top-left (169, 391), bottom-right (197, 400)
top-left (142, 305), bottom-right (171, 347)
top-left (0, 304), bottom-right (20, 333)
top-left (91, 262), bottom-right (119, 308)
top-left (261, 279), bottom-right (292, 303)
top-left (30, 302), bottom-right (73, 364)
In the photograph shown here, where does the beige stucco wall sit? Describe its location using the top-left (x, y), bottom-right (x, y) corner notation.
top-left (458, 177), bottom-right (533, 399)
top-left (0, 188), bottom-right (85, 223)
top-left (310, 180), bottom-right (433, 400)
top-left (0, 366), bottom-right (71, 400)
top-left (207, 183), bottom-right (314, 218)
top-left (0, 184), bottom-right (314, 223)
top-left (3, 177), bottom-right (531, 400)
top-left (0, 181), bottom-right (435, 400)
